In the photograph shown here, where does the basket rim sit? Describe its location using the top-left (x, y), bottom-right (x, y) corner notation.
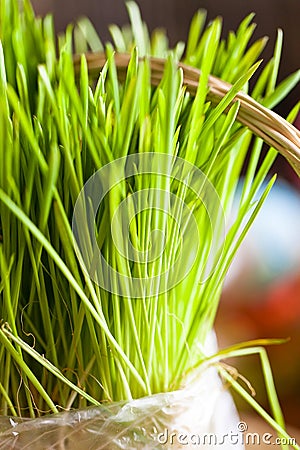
top-left (73, 51), bottom-right (300, 176)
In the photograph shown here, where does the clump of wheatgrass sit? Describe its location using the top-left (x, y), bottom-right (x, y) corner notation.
top-left (0, 1), bottom-right (299, 448)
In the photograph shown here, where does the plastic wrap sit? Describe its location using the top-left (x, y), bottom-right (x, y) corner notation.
top-left (0, 334), bottom-right (244, 449)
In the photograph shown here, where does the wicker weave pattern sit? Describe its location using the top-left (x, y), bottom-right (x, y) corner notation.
top-left (74, 52), bottom-right (300, 176)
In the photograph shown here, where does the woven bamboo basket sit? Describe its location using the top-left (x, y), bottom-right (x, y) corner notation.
top-left (74, 52), bottom-right (300, 177)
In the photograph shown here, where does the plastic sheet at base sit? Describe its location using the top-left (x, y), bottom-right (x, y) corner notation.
top-left (0, 335), bottom-right (244, 449)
